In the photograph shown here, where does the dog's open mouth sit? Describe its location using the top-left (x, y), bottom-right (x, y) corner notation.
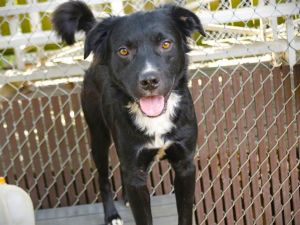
top-left (139, 95), bottom-right (165, 117)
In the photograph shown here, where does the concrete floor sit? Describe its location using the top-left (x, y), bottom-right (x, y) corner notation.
top-left (36, 195), bottom-right (179, 225)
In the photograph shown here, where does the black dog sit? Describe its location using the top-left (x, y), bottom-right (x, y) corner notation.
top-left (52, 2), bottom-right (205, 225)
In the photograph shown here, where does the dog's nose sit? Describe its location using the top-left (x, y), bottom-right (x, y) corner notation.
top-left (139, 73), bottom-right (160, 91)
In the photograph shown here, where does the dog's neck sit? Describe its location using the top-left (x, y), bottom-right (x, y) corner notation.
top-left (126, 92), bottom-right (181, 138)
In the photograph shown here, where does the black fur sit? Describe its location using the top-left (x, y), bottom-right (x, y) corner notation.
top-left (52, 2), bottom-right (205, 225)
top-left (84, 16), bottom-right (119, 60)
top-left (164, 5), bottom-right (206, 38)
top-left (52, 1), bottom-right (96, 45)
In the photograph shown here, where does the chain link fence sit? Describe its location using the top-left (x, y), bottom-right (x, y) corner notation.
top-left (0, 0), bottom-right (299, 224)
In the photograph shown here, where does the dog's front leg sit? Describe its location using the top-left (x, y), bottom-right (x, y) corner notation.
top-left (124, 168), bottom-right (152, 225)
top-left (121, 148), bottom-right (157, 225)
top-left (166, 143), bottom-right (196, 225)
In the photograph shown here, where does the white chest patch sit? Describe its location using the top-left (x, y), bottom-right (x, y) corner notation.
top-left (127, 92), bottom-right (181, 149)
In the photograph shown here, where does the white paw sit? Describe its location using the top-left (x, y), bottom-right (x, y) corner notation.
top-left (111, 219), bottom-right (124, 225)
top-left (125, 202), bottom-right (130, 207)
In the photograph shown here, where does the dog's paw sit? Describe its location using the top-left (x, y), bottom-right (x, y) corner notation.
top-left (125, 201), bottom-right (130, 207)
top-left (109, 218), bottom-right (123, 225)
top-left (107, 214), bottom-right (123, 225)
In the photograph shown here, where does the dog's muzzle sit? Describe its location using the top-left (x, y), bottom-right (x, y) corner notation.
top-left (139, 72), bottom-right (160, 91)
top-left (138, 71), bottom-right (167, 117)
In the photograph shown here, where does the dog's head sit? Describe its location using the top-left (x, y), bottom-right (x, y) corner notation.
top-left (53, 2), bottom-right (205, 117)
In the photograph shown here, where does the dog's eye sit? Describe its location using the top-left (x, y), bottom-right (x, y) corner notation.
top-left (118, 47), bottom-right (129, 56)
top-left (161, 40), bottom-right (172, 50)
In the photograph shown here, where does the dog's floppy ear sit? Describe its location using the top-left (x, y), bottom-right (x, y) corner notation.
top-left (52, 1), bottom-right (96, 45)
top-left (164, 5), bottom-right (206, 37)
top-left (84, 17), bottom-right (118, 60)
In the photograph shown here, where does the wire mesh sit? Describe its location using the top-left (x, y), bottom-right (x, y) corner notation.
top-left (0, 0), bottom-right (299, 224)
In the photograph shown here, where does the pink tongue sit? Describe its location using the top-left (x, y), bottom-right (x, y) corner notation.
top-left (139, 96), bottom-right (165, 117)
